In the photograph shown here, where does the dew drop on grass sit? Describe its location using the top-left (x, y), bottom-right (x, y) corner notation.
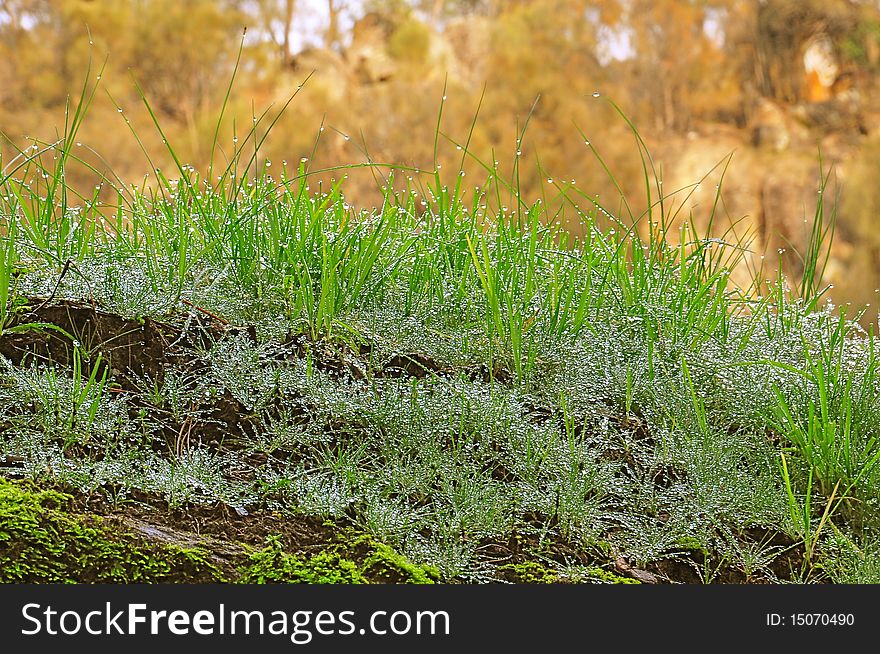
top-left (592, 91), bottom-right (601, 98)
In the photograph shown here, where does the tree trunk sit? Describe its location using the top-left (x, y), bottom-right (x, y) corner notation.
top-left (326, 0), bottom-right (340, 50)
top-left (281, 0), bottom-right (296, 65)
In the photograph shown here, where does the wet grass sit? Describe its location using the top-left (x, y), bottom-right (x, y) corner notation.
top-left (1, 60), bottom-right (880, 583)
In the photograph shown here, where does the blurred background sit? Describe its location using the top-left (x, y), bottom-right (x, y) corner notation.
top-left (2, 0), bottom-right (880, 317)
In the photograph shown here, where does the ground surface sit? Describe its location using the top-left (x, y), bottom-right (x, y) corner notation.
top-left (0, 296), bottom-right (812, 584)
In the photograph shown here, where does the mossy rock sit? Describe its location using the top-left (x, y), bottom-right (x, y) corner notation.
top-left (350, 536), bottom-right (440, 584)
top-left (0, 477), bottom-right (439, 584)
top-left (0, 477), bottom-right (221, 582)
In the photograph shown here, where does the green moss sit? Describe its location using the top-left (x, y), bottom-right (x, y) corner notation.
top-left (496, 559), bottom-right (641, 584)
top-left (357, 539), bottom-right (440, 584)
top-left (580, 567), bottom-right (641, 584)
top-left (239, 533), bottom-right (440, 584)
top-left (0, 477), bottom-right (221, 582)
top-left (0, 477), bottom-right (439, 584)
top-left (675, 536), bottom-right (709, 555)
top-left (498, 560), bottom-right (559, 584)
top-left (237, 535), bottom-right (366, 584)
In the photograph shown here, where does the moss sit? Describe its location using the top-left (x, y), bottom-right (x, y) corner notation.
top-left (498, 560), bottom-right (559, 584)
top-left (579, 567), bottom-right (641, 584)
top-left (357, 539), bottom-right (440, 584)
top-left (675, 536), bottom-right (709, 555)
top-left (239, 532), bottom-right (440, 584)
top-left (495, 559), bottom-right (640, 584)
top-left (237, 535), bottom-right (366, 584)
top-left (0, 477), bottom-right (439, 584)
top-left (0, 477), bottom-right (221, 582)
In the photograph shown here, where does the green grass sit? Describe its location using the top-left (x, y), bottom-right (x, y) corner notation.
top-left (1, 60), bottom-right (879, 583)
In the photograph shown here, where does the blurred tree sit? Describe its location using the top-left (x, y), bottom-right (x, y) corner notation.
top-left (326, 0), bottom-right (342, 50)
top-left (0, 1), bottom-right (50, 110)
top-left (252, 0), bottom-right (297, 65)
top-left (623, 0), bottom-right (731, 133)
top-left (420, 0), bottom-right (501, 21)
top-left (387, 17), bottom-right (431, 66)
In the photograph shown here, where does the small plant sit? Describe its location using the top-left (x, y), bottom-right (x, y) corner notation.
top-left (778, 450), bottom-right (841, 575)
top-left (763, 312), bottom-right (880, 499)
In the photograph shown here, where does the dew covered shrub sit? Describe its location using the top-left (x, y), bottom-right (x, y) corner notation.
top-left (1, 60), bottom-right (879, 583)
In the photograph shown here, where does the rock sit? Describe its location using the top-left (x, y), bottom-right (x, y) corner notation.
top-left (792, 91), bottom-right (866, 135)
top-left (289, 46), bottom-right (352, 104)
top-left (614, 557), bottom-right (661, 584)
top-left (751, 98), bottom-right (792, 151)
top-left (443, 16), bottom-right (491, 86)
top-left (346, 12), bottom-right (396, 84)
